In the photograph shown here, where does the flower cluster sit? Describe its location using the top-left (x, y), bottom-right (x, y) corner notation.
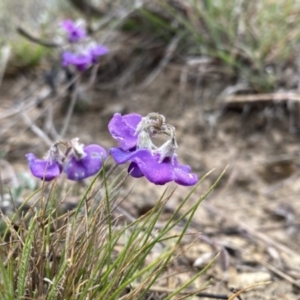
top-left (26, 113), bottom-right (198, 186)
top-left (26, 138), bottom-right (107, 181)
top-left (60, 19), bottom-right (109, 72)
top-left (108, 113), bottom-right (198, 186)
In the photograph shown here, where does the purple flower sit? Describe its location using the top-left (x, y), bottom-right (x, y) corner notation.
top-left (89, 45), bottom-right (109, 63)
top-left (26, 139), bottom-right (108, 182)
top-left (110, 147), bottom-right (197, 186)
top-left (64, 143), bottom-right (107, 181)
top-left (108, 113), bottom-right (198, 186)
top-left (62, 51), bottom-right (92, 72)
top-left (61, 19), bottom-right (86, 42)
top-left (108, 113), bottom-right (142, 150)
top-left (25, 147), bottom-right (62, 181)
top-left (61, 44), bottom-right (109, 72)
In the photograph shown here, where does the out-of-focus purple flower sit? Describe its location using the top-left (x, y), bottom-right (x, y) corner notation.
top-left (110, 147), bottom-right (198, 186)
top-left (108, 113), bottom-right (198, 186)
top-left (62, 51), bottom-right (92, 72)
top-left (89, 44), bottom-right (109, 63)
top-left (61, 19), bottom-right (86, 42)
top-left (62, 44), bottom-right (109, 72)
top-left (25, 145), bottom-right (63, 181)
top-left (108, 113), bottom-right (142, 151)
top-left (64, 140), bottom-right (107, 181)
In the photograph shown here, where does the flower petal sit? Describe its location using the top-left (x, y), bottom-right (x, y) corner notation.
top-left (26, 153), bottom-right (61, 181)
top-left (128, 162), bottom-right (144, 178)
top-left (133, 152), bottom-right (174, 185)
top-left (83, 144), bottom-right (107, 176)
top-left (63, 157), bottom-right (89, 181)
top-left (61, 19), bottom-right (86, 42)
top-left (62, 51), bottom-right (92, 71)
top-left (64, 144), bottom-right (107, 181)
top-left (61, 20), bottom-right (74, 31)
top-left (90, 45), bottom-right (109, 62)
top-left (173, 165), bottom-right (198, 186)
top-left (110, 147), bottom-right (139, 164)
top-left (108, 113), bottom-right (142, 150)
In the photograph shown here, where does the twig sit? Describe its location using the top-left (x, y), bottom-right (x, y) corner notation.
top-left (196, 292), bottom-right (228, 299)
top-left (255, 258), bottom-right (300, 289)
top-left (22, 113), bottom-right (53, 146)
top-left (44, 104), bottom-right (60, 141)
top-left (0, 94), bottom-right (44, 120)
top-left (87, 63), bottom-right (100, 89)
top-left (59, 76), bottom-right (80, 137)
top-left (204, 203), bottom-right (300, 259)
top-left (223, 92), bottom-right (300, 104)
top-left (16, 26), bottom-right (60, 48)
top-left (218, 83), bottom-right (251, 99)
top-left (148, 286), bottom-right (228, 299)
top-left (140, 35), bottom-right (181, 88)
top-left (1, 76), bottom-right (78, 139)
top-left (4, 75), bottom-right (79, 149)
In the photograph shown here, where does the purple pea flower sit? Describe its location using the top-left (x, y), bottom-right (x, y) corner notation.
top-left (25, 145), bottom-right (62, 181)
top-left (61, 44), bottom-right (109, 72)
top-left (63, 139), bottom-right (107, 181)
top-left (61, 19), bottom-right (86, 42)
top-left (111, 148), bottom-right (198, 186)
top-left (89, 44), bottom-right (109, 63)
top-left (108, 113), bottom-right (142, 150)
top-left (108, 113), bottom-right (198, 186)
top-left (62, 51), bottom-right (92, 72)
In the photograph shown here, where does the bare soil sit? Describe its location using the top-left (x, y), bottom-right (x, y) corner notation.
top-left (1, 64), bottom-right (300, 299)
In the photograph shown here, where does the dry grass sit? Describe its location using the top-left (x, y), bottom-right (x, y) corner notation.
top-left (0, 168), bottom-right (222, 299)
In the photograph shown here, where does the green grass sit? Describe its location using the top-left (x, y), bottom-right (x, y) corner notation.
top-left (0, 168), bottom-right (224, 299)
top-left (10, 39), bottom-right (52, 69)
top-left (130, 0), bottom-right (300, 92)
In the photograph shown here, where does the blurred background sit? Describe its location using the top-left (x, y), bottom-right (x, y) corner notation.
top-left (1, 0), bottom-right (300, 298)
